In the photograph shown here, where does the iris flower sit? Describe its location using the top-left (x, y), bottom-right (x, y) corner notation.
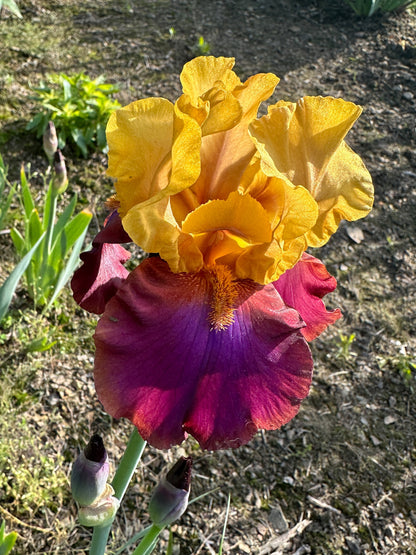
top-left (72, 56), bottom-right (373, 450)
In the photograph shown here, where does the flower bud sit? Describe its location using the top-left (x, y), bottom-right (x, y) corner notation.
top-left (71, 434), bottom-right (110, 507)
top-left (52, 149), bottom-right (68, 194)
top-left (78, 484), bottom-right (120, 528)
top-left (43, 121), bottom-right (58, 161)
top-left (148, 457), bottom-right (192, 527)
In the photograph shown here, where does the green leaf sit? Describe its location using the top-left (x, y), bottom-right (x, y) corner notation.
top-left (29, 209), bottom-right (44, 245)
top-left (0, 0), bottom-right (22, 18)
top-left (50, 209), bottom-right (91, 269)
top-left (0, 232), bottom-right (45, 320)
top-left (218, 494), bottom-right (231, 555)
top-left (0, 531), bottom-right (18, 555)
top-left (19, 166), bottom-right (34, 220)
top-left (25, 335), bottom-right (57, 353)
top-left (43, 179), bottom-right (55, 233)
top-left (0, 180), bottom-right (16, 232)
top-left (44, 223), bottom-right (90, 311)
top-left (71, 128), bottom-right (88, 157)
top-left (51, 193), bottom-right (77, 249)
top-left (10, 227), bottom-right (25, 257)
top-left (62, 78), bottom-right (72, 102)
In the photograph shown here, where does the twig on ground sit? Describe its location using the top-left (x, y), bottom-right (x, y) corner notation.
top-left (258, 519), bottom-right (312, 555)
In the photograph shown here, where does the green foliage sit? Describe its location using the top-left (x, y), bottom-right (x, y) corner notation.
top-left (0, 520), bottom-right (17, 555)
top-left (10, 164), bottom-right (92, 310)
top-left (335, 332), bottom-right (356, 360)
top-left (0, 415), bottom-right (67, 517)
top-left (218, 494), bottom-right (231, 555)
top-left (195, 36), bottom-right (211, 55)
top-left (344, 0), bottom-right (416, 16)
top-left (0, 0), bottom-right (22, 19)
top-left (0, 233), bottom-right (45, 321)
top-left (26, 73), bottom-right (120, 157)
top-left (0, 153), bottom-right (16, 232)
top-left (395, 354), bottom-right (416, 385)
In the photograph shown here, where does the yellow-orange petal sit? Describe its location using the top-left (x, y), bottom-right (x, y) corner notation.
top-left (107, 98), bottom-right (201, 218)
top-left (305, 142), bottom-right (373, 247)
top-left (182, 191), bottom-right (272, 241)
top-left (272, 181), bottom-right (318, 241)
top-left (182, 191), bottom-right (272, 269)
top-left (235, 241), bottom-right (282, 284)
top-left (180, 56), bottom-right (241, 103)
top-left (122, 196), bottom-right (204, 275)
top-left (249, 96), bottom-right (373, 245)
top-left (200, 82), bottom-right (242, 136)
top-left (192, 72), bottom-right (280, 203)
top-left (176, 94), bottom-right (209, 128)
top-left (169, 102), bottom-right (202, 195)
top-left (107, 98), bottom-right (174, 214)
top-left (240, 160), bottom-right (318, 234)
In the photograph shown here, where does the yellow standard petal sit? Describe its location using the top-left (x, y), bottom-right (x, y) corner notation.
top-left (180, 56), bottom-right (241, 102)
top-left (107, 98), bottom-right (201, 218)
top-left (192, 72), bottom-right (280, 203)
top-left (249, 96), bottom-right (374, 246)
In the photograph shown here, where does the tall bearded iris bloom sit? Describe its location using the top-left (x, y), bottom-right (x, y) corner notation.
top-left (72, 56), bottom-right (373, 451)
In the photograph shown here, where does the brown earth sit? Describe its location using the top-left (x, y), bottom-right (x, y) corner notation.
top-left (0, 0), bottom-right (415, 554)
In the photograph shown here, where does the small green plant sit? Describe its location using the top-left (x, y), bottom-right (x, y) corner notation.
top-left (9, 156), bottom-right (92, 311)
top-left (0, 0), bottom-right (22, 18)
top-left (0, 520), bottom-right (17, 555)
top-left (344, 0), bottom-right (416, 16)
top-left (195, 36), bottom-right (211, 55)
top-left (395, 354), bottom-right (416, 384)
top-left (26, 73), bottom-right (120, 157)
top-left (335, 331), bottom-right (356, 360)
top-left (0, 153), bottom-right (46, 321)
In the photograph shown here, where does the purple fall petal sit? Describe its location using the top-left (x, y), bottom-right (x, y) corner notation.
top-left (94, 257), bottom-right (313, 450)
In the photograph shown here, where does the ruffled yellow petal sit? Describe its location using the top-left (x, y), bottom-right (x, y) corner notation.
top-left (180, 56), bottom-right (241, 102)
top-left (107, 98), bottom-right (201, 218)
top-left (122, 196), bottom-right (204, 275)
top-left (240, 158), bottom-right (318, 234)
top-left (199, 83), bottom-right (242, 136)
top-left (192, 72), bottom-right (279, 203)
top-left (305, 142), bottom-right (373, 247)
top-left (182, 191), bottom-right (272, 266)
top-left (272, 181), bottom-right (318, 241)
top-left (107, 58), bottom-right (372, 287)
top-left (235, 241), bottom-right (282, 284)
top-left (169, 103), bottom-right (202, 195)
top-left (107, 98), bottom-right (174, 215)
top-left (249, 96), bottom-right (373, 246)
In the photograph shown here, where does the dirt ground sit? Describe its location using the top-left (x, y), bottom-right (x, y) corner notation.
top-left (0, 0), bottom-right (415, 553)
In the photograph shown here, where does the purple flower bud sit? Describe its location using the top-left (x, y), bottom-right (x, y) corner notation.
top-left (71, 434), bottom-right (110, 507)
top-left (148, 457), bottom-right (192, 527)
top-left (52, 149), bottom-right (68, 194)
top-left (43, 121), bottom-right (58, 161)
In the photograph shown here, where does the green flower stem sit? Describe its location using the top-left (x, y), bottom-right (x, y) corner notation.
top-left (89, 428), bottom-right (147, 555)
top-left (131, 523), bottom-right (162, 555)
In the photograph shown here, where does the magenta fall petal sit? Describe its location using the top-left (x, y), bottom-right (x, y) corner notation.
top-left (94, 257), bottom-right (313, 450)
top-left (71, 211), bottom-right (131, 314)
top-left (274, 253), bottom-right (342, 342)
